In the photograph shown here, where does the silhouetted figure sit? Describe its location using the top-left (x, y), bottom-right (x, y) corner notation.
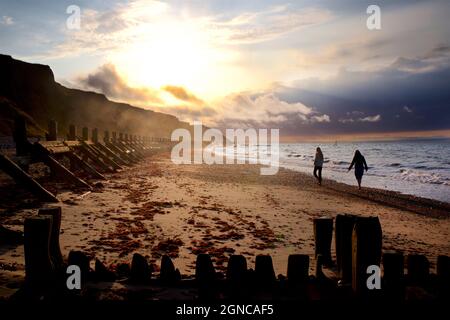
top-left (348, 150), bottom-right (368, 190)
top-left (313, 147), bottom-right (323, 185)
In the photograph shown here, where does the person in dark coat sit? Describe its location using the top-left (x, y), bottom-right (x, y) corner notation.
top-left (313, 147), bottom-right (324, 185)
top-left (348, 150), bottom-right (368, 190)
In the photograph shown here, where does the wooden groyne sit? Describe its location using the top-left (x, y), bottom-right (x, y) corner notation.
top-left (15, 209), bottom-right (450, 301)
top-left (0, 117), bottom-right (171, 202)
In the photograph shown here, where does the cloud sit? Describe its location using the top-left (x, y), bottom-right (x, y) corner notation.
top-left (1, 16), bottom-right (14, 26)
top-left (78, 63), bottom-right (163, 105)
top-left (42, 1), bottom-right (332, 59)
top-left (339, 114), bottom-right (381, 123)
top-left (279, 43), bottom-right (450, 135)
top-left (311, 114), bottom-right (331, 123)
top-left (390, 44), bottom-right (450, 73)
top-left (209, 92), bottom-right (331, 130)
top-left (338, 118), bottom-right (354, 124)
top-left (156, 105), bottom-right (217, 122)
top-left (347, 111), bottom-right (364, 116)
top-left (359, 115), bottom-right (381, 122)
top-left (75, 63), bottom-right (217, 123)
top-left (295, 36), bottom-right (394, 70)
top-left (163, 85), bottom-right (204, 106)
top-left (209, 6), bottom-right (332, 44)
top-left (42, 2), bottom-right (167, 59)
top-left (403, 106), bottom-right (413, 113)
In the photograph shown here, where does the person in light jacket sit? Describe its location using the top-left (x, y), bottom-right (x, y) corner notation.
top-left (313, 147), bottom-right (324, 185)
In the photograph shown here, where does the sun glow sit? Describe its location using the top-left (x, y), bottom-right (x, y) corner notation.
top-left (110, 17), bottom-right (239, 102)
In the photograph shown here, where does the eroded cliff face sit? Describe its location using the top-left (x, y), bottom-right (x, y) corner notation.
top-left (0, 54), bottom-right (190, 137)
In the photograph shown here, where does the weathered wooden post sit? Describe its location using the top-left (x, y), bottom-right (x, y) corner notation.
top-left (112, 131), bottom-right (117, 142)
top-left (227, 255), bottom-right (247, 282)
top-left (94, 259), bottom-right (115, 281)
top-left (104, 130), bottom-right (110, 143)
top-left (287, 254), bottom-right (309, 284)
top-left (351, 216), bottom-right (382, 295)
top-left (82, 127), bottom-right (89, 141)
top-left (382, 250), bottom-right (404, 299)
top-left (407, 254), bottom-right (429, 285)
top-left (68, 124), bottom-right (77, 140)
top-left (24, 215), bottom-right (55, 295)
top-left (335, 214), bottom-right (358, 283)
top-left (315, 253), bottom-right (326, 279)
top-left (38, 207), bottom-right (63, 269)
top-left (226, 255), bottom-right (248, 297)
top-left (196, 254), bottom-right (217, 299)
top-left (437, 255), bottom-right (450, 298)
top-left (91, 128), bottom-right (98, 144)
top-left (130, 253), bottom-right (152, 284)
top-left (119, 132), bottom-right (123, 141)
top-left (196, 254), bottom-right (215, 284)
top-left (255, 255), bottom-right (276, 288)
top-left (313, 216), bottom-right (333, 266)
top-left (160, 255), bottom-right (180, 283)
top-left (13, 116), bottom-right (29, 156)
top-left (47, 120), bottom-right (58, 141)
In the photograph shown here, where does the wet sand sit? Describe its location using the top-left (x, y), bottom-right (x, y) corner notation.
top-left (0, 152), bottom-right (449, 296)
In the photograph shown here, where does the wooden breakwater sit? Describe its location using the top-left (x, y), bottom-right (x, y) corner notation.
top-left (13, 209), bottom-right (450, 301)
top-left (0, 117), bottom-right (172, 202)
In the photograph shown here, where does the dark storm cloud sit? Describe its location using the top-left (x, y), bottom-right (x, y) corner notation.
top-left (273, 44), bottom-right (450, 136)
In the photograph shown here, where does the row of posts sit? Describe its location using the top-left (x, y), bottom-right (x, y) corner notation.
top-left (22, 206), bottom-right (450, 299)
top-left (46, 120), bottom-right (171, 143)
top-left (313, 214), bottom-right (449, 298)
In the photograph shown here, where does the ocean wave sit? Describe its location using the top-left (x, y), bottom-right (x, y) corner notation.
top-left (332, 160), bottom-right (350, 166)
top-left (398, 169), bottom-right (450, 186)
top-left (388, 163), bottom-right (401, 167)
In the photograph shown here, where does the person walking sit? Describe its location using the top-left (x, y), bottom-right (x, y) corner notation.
top-left (313, 147), bottom-right (324, 185)
top-left (348, 150), bottom-right (368, 190)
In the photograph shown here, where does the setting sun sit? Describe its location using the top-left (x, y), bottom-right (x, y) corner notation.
top-left (110, 18), bottom-right (239, 102)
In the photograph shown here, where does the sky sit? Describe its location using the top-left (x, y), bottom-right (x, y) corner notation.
top-left (1, 0), bottom-right (450, 141)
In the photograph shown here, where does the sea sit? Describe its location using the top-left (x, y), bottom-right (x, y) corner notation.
top-left (212, 139), bottom-right (450, 203)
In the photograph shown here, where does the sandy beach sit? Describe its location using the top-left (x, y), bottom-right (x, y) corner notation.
top-left (0, 151), bottom-right (449, 297)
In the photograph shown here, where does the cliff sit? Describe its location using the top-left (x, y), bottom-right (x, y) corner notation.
top-left (0, 54), bottom-right (190, 138)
